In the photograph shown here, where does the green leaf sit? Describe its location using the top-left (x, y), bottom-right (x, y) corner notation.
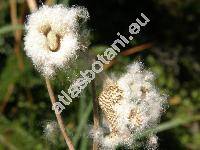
top-left (0, 24), bottom-right (24, 35)
top-left (0, 55), bottom-right (21, 101)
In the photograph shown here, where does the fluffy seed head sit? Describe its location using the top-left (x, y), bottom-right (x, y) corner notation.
top-left (93, 62), bottom-right (167, 149)
top-left (147, 135), bottom-right (158, 150)
top-left (24, 5), bottom-right (90, 77)
top-left (43, 121), bottom-right (59, 143)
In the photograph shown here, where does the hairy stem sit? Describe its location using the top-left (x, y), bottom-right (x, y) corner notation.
top-left (45, 78), bottom-right (74, 150)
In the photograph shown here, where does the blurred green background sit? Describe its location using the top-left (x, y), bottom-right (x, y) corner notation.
top-left (0, 0), bottom-right (200, 149)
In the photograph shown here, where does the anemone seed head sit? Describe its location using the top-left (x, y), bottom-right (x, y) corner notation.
top-left (93, 61), bottom-right (167, 149)
top-left (24, 5), bottom-right (90, 77)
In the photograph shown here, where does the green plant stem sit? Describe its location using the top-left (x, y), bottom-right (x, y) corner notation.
top-left (73, 101), bottom-right (93, 146)
top-left (136, 115), bottom-right (200, 139)
top-left (91, 79), bottom-right (100, 150)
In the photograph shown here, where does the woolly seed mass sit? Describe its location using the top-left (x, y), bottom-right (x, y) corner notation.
top-left (24, 5), bottom-right (90, 77)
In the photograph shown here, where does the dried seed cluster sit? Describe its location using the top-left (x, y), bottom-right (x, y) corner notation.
top-left (98, 81), bottom-right (123, 133)
top-left (90, 62), bottom-right (167, 149)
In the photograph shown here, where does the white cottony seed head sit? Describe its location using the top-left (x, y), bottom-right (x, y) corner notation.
top-left (92, 61), bottom-right (167, 149)
top-left (24, 5), bottom-right (90, 77)
top-left (43, 121), bottom-right (59, 143)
